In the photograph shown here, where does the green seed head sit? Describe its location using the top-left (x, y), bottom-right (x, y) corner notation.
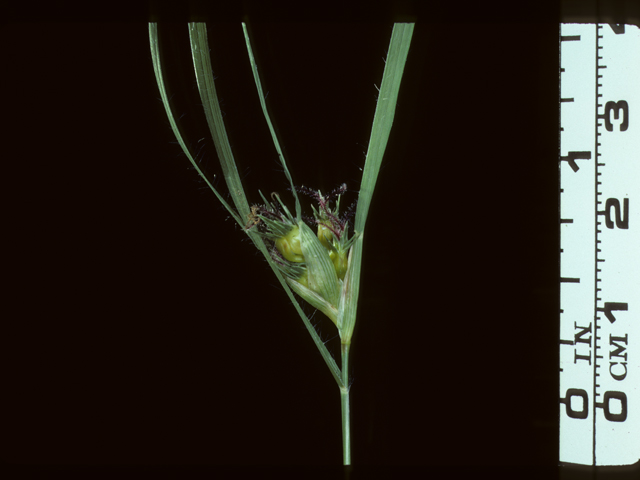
top-left (275, 225), bottom-right (304, 263)
top-left (245, 186), bottom-right (356, 324)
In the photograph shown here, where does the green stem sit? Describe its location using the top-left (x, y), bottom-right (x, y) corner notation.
top-left (340, 343), bottom-right (351, 465)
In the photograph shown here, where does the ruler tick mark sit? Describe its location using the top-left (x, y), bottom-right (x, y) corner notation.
top-left (560, 277), bottom-right (580, 283)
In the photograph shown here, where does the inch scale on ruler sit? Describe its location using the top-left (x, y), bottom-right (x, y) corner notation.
top-left (560, 23), bottom-right (640, 468)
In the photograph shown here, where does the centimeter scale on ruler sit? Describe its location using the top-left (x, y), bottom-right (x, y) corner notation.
top-left (559, 23), bottom-right (639, 468)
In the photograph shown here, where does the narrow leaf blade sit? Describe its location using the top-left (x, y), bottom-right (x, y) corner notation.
top-left (188, 22), bottom-right (251, 221)
top-left (355, 23), bottom-right (414, 234)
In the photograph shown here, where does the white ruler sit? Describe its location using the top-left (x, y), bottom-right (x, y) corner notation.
top-left (560, 23), bottom-right (640, 467)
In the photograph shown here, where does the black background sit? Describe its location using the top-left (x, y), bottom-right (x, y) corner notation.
top-left (2, 1), bottom-right (637, 477)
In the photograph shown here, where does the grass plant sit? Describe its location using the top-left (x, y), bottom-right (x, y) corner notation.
top-left (149, 21), bottom-right (414, 465)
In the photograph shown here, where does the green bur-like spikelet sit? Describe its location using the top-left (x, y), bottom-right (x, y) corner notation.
top-left (298, 221), bottom-right (340, 307)
top-left (251, 189), bottom-right (348, 325)
top-left (281, 222), bottom-right (342, 325)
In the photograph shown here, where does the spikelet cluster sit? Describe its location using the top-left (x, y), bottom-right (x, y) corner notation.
top-left (245, 184), bottom-right (356, 325)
